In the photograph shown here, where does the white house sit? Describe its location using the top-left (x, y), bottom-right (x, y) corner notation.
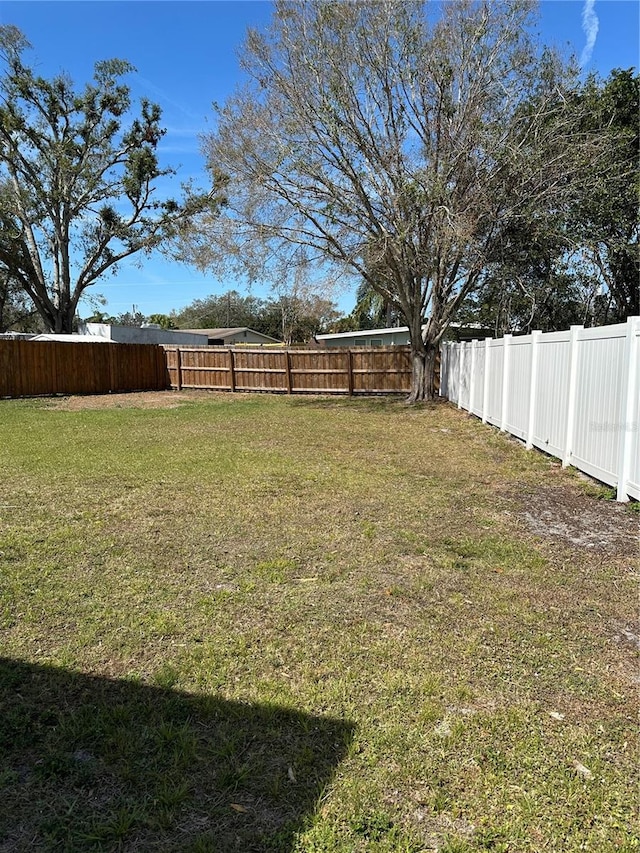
top-left (178, 327), bottom-right (281, 346)
top-left (316, 322), bottom-right (493, 348)
top-left (78, 322), bottom-right (207, 346)
top-left (316, 326), bottom-right (411, 347)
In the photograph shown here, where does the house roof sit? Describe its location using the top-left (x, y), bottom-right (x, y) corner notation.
top-left (32, 334), bottom-right (115, 343)
top-left (180, 327), bottom-right (280, 342)
top-left (317, 322), bottom-right (492, 342)
top-left (316, 326), bottom-right (409, 341)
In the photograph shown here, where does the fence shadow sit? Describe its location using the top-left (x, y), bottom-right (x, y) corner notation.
top-left (0, 658), bottom-right (354, 852)
top-left (287, 395), bottom-right (443, 413)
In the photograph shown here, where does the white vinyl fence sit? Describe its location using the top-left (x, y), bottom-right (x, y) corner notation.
top-left (440, 317), bottom-right (640, 502)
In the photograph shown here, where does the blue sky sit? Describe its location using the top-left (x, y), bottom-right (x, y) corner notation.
top-left (0, 1), bottom-right (638, 320)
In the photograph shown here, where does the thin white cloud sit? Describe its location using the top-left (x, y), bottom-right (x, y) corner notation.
top-left (580, 0), bottom-right (599, 68)
top-left (135, 74), bottom-right (201, 122)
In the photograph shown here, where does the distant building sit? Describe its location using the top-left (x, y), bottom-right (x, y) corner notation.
top-left (32, 333), bottom-right (115, 343)
top-left (316, 326), bottom-right (411, 348)
top-left (179, 327), bottom-right (281, 346)
top-left (78, 323), bottom-right (207, 346)
top-left (316, 322), bottom-right (493, 348)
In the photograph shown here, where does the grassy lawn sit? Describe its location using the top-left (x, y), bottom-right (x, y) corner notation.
top-left (0, 392), bottom-right (637, 852)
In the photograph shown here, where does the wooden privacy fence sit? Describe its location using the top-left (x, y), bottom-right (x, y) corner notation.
top-left (0, 339), bottom-right (168, 398)
top-left (164, 346), bottom-right (413, 395)
top-left (440, 317), bottom-right (640, 502)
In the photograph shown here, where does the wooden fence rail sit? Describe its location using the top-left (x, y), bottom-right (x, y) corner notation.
top-left (0, 339), bottom-right (168, 398)
top-left (164, 346), bottom-right (414, 395)
top-left (0, 340), bottom-right (420, 399)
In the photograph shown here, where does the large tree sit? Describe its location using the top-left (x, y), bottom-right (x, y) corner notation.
top-left (461, 68), bottom-right (639, 333)
top-left (0, 269), bottom-right (39, 332)
top-left (0, 26), bottom-right (212, 333)
top-left (170, 286), bottom-right (339, 343)
top-left (571, 68), bottom-right (639, 321)
top-left (187, 0), bottom-right (609, 400)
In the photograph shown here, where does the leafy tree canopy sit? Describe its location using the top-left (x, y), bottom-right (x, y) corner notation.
top-left (460, 67), bottom-right (639, 334)
top-left (0, 26), bottom-right (216, 333)
top-left (182, 0), bottom-right (614, 400)
top-left (170, 288), bottom-right (339, 343)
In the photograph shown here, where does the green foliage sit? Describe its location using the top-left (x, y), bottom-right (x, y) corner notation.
top-left (0, 270), bottom-right (41, 332)
top-left (171, 288), bottom-right (339, 343)
top-left (460, 68), bottom-right (639, 334)
top-left (349, 280), bottom-right (403, 331)
top-left (147, 313), bottom-right (177, 330)
top-left (572, 68), bottom-right (639, 321)
top-left (115, 308), bottom-right (147, 327)
top-left (192, 1), bottom-right (611, 399)
top-left (0, 26), bottom-right (215, 334)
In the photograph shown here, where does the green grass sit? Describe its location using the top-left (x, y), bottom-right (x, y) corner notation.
top-left (0, 392), bottom-right (637, 851)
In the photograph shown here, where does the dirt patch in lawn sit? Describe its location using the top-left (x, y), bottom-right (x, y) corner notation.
top-left (506, 483), bottom-right (638, 556)
top-left (46, 390), bottom-right (216, 410)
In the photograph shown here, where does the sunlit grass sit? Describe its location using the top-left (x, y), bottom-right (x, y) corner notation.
top-left (0, 393), bottom-right (637, 851)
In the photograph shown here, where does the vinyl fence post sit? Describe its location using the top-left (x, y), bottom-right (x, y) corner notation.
top-left (469, 340), bottom-right (477, 415)
top-left (526, 331), bottom-right (542, 449)
top-left (500, 334), bottom-right (512, 432)
top-left (616, 316), bottom-right (640, 501)
top-left (562, 325), bottom-right (583, 468)
top-left (457, 341), bottom-right (466, 409)
top-left (482, 337), bottom-right (491, 424)
top-left (438, 344), bottom-right (446, 397)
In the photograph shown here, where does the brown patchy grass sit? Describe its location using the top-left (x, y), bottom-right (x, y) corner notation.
top-left (0, 392), bottom-right (637, 852)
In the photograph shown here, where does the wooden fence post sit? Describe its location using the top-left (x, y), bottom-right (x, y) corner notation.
top-left (108, 344), bottom-right (117, 392)
top-left (284, 349), bottom-right (292, 393)
top-left (228, 348), bottom-right (236, 392)
top-left (174, 348), bottom-right (182, 391)
top-left (347, 350), bottom-right (354, 396)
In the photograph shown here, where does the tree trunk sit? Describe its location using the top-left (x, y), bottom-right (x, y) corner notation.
top-left (405, 306), bottom-right (439, 403)
top-left (407, 339), bottom-right (438, 403)
top-left (41, 299), bottom-right (75, 334)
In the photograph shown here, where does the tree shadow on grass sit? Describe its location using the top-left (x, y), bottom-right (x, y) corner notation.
top-left (287, 395), bottom-right (411, 413)
top-left (0, 658), bottom-right (355, 852)
top-left (287, 396), bottom-right (448, 419)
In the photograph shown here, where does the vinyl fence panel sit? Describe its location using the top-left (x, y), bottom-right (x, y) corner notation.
top-left (440, 317), bottom-right (640, 502)
top-left (531, 330), bottom-right (572, 459)
top-left (469, 340), bottom-right (486, 419)
top-left (485, 339), bottom-right (505, 429)
top-left (457, 342), bottom-right (470, 411)
top-left (618, 320), bottom-right (640, 500)
top-left (504, 335), bottom-right (533, 441)
top-left (570, 324), bottom-right (629, 487)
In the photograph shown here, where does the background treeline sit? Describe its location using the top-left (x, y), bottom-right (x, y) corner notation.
top-left (1, 40), bottom-right (635, 346)
top-left (80, 290), bottom-right (340, 345)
